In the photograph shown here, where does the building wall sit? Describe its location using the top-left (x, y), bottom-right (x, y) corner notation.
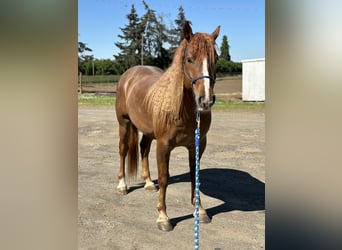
top-left (242, 58), bottom-right (265, 101)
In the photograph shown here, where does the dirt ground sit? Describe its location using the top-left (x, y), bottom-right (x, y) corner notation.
top-left (78, 79), bottom-right (265, 249)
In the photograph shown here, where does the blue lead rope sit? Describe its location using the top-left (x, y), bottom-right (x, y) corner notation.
top-left (194, 112), bottom-right (200, 250)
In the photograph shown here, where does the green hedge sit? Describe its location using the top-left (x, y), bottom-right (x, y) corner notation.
top-left (216, 59), bottom-right (242, 74)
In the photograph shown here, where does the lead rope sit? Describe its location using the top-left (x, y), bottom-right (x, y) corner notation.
top-left (194, 111), bottom-right (200, 250)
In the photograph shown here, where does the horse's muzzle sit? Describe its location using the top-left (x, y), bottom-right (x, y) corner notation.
top-left (198, 95), bottom-right (216, 110)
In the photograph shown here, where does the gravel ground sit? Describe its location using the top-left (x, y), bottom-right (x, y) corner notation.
top-left (78, 106), bottom-right (265, 250)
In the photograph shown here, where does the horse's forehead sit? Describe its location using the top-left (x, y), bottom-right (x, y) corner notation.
top-left (188, 34), bottom-right (215, 59)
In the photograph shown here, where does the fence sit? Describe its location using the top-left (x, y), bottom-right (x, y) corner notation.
top-left (78, 74), bottom-right (119, 94)
top-left (78, 74), bottom-right (243, 95)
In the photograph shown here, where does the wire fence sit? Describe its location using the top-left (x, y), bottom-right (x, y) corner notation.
top-left (77, 74), bottom-right (242, 94)
top-left (78, 74), bottom-right (119, 94)
top-left (79, 75), bottom-right (120, 84)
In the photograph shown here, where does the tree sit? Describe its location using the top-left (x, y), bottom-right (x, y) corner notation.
top-left (94, 59), bottom-right (116, 75)
top-left (78, 41), bottom-right (93, 74)
top-left (83, 56), bottom-right (94, 75)
top-left (114, 3), bottom-right (187, 71)
top-left (219, 35), bottom-right (231, 61)
top-left (139, 1), bottom-right (171, 68)
top-left (216, 59), bottom-right (242, 74)
top-left (140, 0), bottom-right (158, 63)
top-left (153, 14), bottom-right (172, 68)
top-left (78, 42), bottom-right (92, 54)
top-left (114, 4), bottom-right (143, 72)
top-left (168, 6), bottom-right (187, 57)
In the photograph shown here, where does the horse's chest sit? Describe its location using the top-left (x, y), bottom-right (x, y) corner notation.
top-left (173, 120), bottom-right (210, 146)
top-left (174, 131), bottom-right (192, 145)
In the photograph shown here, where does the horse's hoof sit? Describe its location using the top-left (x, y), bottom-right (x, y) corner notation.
top-left (157, 220), bottom-right (173, 232)
top-left (117, 186), bottom-right (128, 195)
top-left (144, 183), bottom-right (157, 192)
top-left (199, 213), bottom-right (211, 223)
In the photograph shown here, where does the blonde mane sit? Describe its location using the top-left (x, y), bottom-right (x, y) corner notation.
top-left (144, 39), bottom-right (187, 133)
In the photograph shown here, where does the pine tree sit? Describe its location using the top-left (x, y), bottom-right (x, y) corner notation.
top-left (168, 6), bottom-right (187, 57)
top-left (141, 0), bottom-right (158, 61)
top-left (139, 1), bottom-right (170, 68)
top-left (220, 35), bottom-right (231, 61)
top-left (78, 42), bottom-right (92, 54)
top-left (78, 41), bottom-right (93, 74)
top-left (154, 14), bottom-right (172, 68)
top-left (114, 4), bottom-right (143, 72)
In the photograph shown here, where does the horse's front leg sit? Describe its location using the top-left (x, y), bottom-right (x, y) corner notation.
top-left (188, 136), bottom-right (211, 223)
top-left (155, 138), bottom-right (173, 231)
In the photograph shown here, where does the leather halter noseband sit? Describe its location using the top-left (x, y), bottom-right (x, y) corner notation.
top-left (182, 45), bottom-right (216, 84)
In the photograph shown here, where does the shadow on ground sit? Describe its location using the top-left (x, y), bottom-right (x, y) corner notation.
top-left (168, 168), bottom-right (265, 227)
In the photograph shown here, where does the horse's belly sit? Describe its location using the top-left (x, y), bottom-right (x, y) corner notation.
top-left (128, 108), bottom-right (154, 135)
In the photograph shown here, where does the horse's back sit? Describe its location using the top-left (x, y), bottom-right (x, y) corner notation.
top-left (116, 66), bottom-right (163, 134)
top-left (117, 66), bottom-right (162, 102)
top-left (118, 65), bottom-right (163, 90)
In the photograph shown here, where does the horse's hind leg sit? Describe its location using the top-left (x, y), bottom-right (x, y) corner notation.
top-left (188, 136), bottom-right (211, 223)
top-left (117, 119), bottom-right (130, 194)
top-left (140, 135), bottom-right (157, 192)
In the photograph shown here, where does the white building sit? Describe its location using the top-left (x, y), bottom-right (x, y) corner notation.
top-left (241, 58), bottom-right (265, 101)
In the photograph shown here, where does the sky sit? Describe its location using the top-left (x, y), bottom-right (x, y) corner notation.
top-left (78, 0), bottom-right (264, 62)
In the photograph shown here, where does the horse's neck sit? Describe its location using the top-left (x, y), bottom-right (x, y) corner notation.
top-left (179, 88), bottom-right (197, 120)
top-left (153, 65), bottom-right (184, 110)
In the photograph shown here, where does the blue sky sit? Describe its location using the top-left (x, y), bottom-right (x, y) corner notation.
top-left (78, 0), bottom-right (264, 62)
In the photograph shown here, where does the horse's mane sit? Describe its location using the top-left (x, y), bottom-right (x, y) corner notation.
top-left (144, 33), bottom-right (217, 135)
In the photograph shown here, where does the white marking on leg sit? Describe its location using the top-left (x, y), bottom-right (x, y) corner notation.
top-left (117, 177), bottom-right (127, 190)
top-left (202, 57), bottom-right (210, 103)
top-left (144, 179), bottom-right (157, 191)
top-left (156, 211), bottom-right (169, 222)
top-left (144, 179), bottom-right (154, 188)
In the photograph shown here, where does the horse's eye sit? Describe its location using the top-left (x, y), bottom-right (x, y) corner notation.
top-left (187, 58), bottom-right (194, 64)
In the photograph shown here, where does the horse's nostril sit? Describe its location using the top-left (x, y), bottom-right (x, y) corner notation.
top-left (198, 96), bottom-right (205, 104)
top-left (198, 95), bottom-right (216, 109)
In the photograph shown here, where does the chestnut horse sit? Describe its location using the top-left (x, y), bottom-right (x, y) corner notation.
top-left (115, 21), bottom-right (220, 231)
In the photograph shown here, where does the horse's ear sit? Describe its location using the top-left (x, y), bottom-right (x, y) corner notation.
top-left (211, 25), bottom-right (221, 40)
top-left (183, 21), bottom-right (193, 41)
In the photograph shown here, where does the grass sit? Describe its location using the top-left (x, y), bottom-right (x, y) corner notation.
top-left (78, 93), bottom-right (115, 106)
top-left (78, 94), bottom-right (264, 110)
top-left (213, 98), bottom-right (265, 110)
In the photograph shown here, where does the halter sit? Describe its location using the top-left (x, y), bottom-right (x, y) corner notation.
top-left (182, 45), bottom-right (216, 85)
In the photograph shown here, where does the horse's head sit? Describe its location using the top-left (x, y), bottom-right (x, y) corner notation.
top-left (182, 21), bottom-right (220, 111)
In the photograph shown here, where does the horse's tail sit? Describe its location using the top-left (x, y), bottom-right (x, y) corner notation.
top-left (127, 123), bottom-right (139, 178)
